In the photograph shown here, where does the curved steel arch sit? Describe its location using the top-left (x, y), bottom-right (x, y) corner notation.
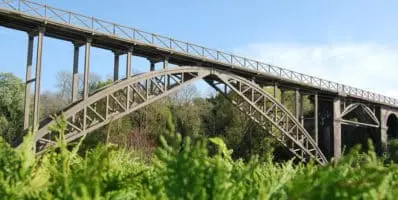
top-left (31, 66), bottom-right (327, 164)
top-left (34, 67), bottom-right (211, 153)
top-left (205, 71), bottom-right (327, 164)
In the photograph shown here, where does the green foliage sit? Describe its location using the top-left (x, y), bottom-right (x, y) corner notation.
top-left (285, 143), bottom-right (398, 199)
top-left (0, 72), bottom-right (24, 144)
top-left (2, 118), bottom-right (398, 199)
top-left (387, 139), bottom-right (398, 163)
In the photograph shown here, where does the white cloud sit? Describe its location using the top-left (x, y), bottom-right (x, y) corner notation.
top-left (234, 43), bottom-right (398, 98)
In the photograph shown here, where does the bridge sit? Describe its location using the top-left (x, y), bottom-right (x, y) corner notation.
top-left (1, 0), bottom-right (398, 165)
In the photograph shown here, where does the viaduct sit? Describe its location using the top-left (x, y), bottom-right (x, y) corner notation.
top-left (1, 0), bottom-right (398, 165)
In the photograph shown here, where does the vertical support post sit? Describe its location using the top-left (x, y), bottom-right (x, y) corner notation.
top-left (280, 89), bottom-right (285, 105)
top-left (164, 58), bottom-right (168, 90)
top-left (126, 48), bottom-right (132, 79)
top-left (300, 93), bottom-right (304, 124)
top-left (163, 57), bottom-right (168, 69)
top-left (150, 61), bottom-right (155, 71)
top-left (126, 48), bottom-right (133, 110)
top-left (113, 52), bottom-right (119, 81)
top-left (83, 38), bottom-right (91, 100)
top-left (82, 38), bottom-right (91, 131)
top-left (32, 27), bottom-right (44, 129)
top-left (380, 108), bottom-right (388, 152)
top-left (333, 98), bottom-right (342, 158)
top-left (149, 61), bottom-right (155, 93)
top-left (273, 82), bottom-right (278, 98)
top-left (23, 33), bottom-right (34, 130)
top-left (295, 89), bottom-right (300, 120)
top-left (273, 82), bottom-right (278, 120)
top-left (314, 92), bottom-right (318, 145)
top-left (72, 43), bottom-right (79, 102)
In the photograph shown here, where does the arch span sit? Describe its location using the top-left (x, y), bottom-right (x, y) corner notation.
top-left (31, 66), bottom-right (327, 165)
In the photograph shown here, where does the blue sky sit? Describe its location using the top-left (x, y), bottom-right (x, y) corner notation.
top-left (1, 0), bottom-right (398, 97)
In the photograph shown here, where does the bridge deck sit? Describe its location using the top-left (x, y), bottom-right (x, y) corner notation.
top-left (0, 0), bottom-right (397, 108)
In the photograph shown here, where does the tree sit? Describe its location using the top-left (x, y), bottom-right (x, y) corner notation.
top-left (55, 71), bottom-right (102, 102)
top-left (170, 84), bottom-right (199, 105)
top-left (0, 73), bottom-right (24, 145)
top-left (39, 91), bottom-right (68, 120)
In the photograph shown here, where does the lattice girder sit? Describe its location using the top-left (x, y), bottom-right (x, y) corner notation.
top-left (32, 66), bottom-right (327, 165)
top-left (205, 72), bottom-right (327, 165)
top-left (34, 67), bottom-right (210, 153)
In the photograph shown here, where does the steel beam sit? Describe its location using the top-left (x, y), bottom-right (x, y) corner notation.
top-left (72, 43), bottom-right (79, 102)
top-left (164, 58), bottom-right (169, 89)
top-left (280, 89), bottom-right (285, 104)
top-left (150, 61), bottom-right (155, 71)
top-left (83, 38), bottom-right (91, 100)
top-left (300, 93), bottom-right (304, 124)
top-left (23, 33), bottom-right (34, 130)
top-left (149, 61), bottom-right (155, 92)
top-left (113, 52), bottom-right (119, 81)
top-left (340, 119), bottom-right (380, 128)
top-left (333, 98), bottom-right (341, 158)
top-left (126, 48), bottom-right (132, 78)
top-left (314, 92), bottom-right (318, 145)
top-left (32, 27), bottom-right (44, 129)
top-left (163, 58), bottom-right (168, 69)
top-left (295, 89), bottom-right (300, 120)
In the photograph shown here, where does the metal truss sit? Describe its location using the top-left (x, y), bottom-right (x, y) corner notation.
top-left (340, 103), bottom-right (380, 128)
top-left (31, 66), bottom-right (327, 164)
top-left (0, 0), bottom-right (397, 106)
top-left (34, 67), bottom-right (211, 153)
top-left (205, 72), bottom-right (328, 165)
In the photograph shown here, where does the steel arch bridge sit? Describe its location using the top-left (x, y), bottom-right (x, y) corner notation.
top-left (2, 0), bottom-right (398, 165)
top-left (35, 67), bottom-right (327, 164)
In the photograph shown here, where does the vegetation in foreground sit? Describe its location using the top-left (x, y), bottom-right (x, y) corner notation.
top-left (2, 72), bottom-right (398, 199)
top-left (2, 116), bottom-right (398, 200)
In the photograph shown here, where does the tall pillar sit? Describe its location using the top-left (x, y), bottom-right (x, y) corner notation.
top-left (72, 43), bottom-right (79, 102)
top-left (380, 108), bottom-right (388, 152)
top-left (163, 57), bottom-right (168, 69)
top-left (273, 82), bottom-right (278, 120)
top-left (33, 27), bottom-right (45, 129)
top-left (295, 89), bottom-right (300, 120)
top-left (300, 93), bottom-right (304, 124)
top-left (150, 61), bottom-right (155, 71)
top-left (23, 33), bottom-right (34, 130)
top-left (149, 61), bottom-right (155, 93)
top-left (280, 89), bottom-right (285, 104)
top-left (314, 92), bottom-right (318, 145)
top-left (164, 58), bottom-right (169, 90)
top-left (273, 82), bottom-right (278, 98)
top-left (113, 52), bottom-right (119, 81)
top-left (333, 98), bottom-right (342, 158)
top-left (126, 48), bottom-right (132, 79)
top-left (83, 38), bottom-right (91, 100)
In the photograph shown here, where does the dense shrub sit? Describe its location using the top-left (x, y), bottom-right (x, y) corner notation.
top-left (1, 119), bottom-right (398, 199)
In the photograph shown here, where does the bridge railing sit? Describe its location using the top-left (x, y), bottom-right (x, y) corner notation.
top-left (1, 0), bottom-right (397, 106)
